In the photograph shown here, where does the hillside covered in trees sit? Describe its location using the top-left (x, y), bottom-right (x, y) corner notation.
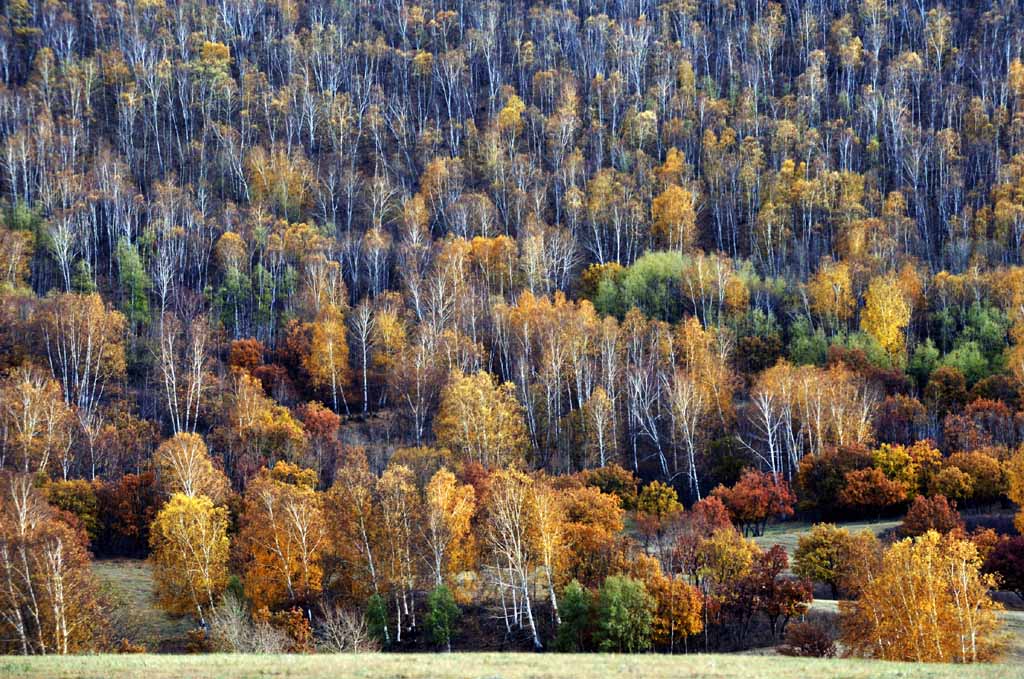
top-left (1, 0), bottom-right (1024, 664)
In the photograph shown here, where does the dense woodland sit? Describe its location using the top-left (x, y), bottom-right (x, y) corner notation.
top-left (1, 0), bottom-right (1024, 663)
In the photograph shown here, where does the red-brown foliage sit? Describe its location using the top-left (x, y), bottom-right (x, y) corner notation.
top-left (900, 495), bottom-right (963, 537)
top-left (711, 469), bottom-right (795, 537)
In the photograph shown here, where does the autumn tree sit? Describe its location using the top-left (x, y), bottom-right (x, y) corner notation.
top-left (153, 433), bottom-right (229, 504)
top-left (149, 493), bottom-right (230, 620)
top-left (793, 523), bottom-right (860, 599)
top-left (837, 468), bottom-right (906, 516)
top-left (983, 536), bottom-right (1024, 601)
top-left (0, 365), bottom-right (74, 476)
top-left (900, 495), bottom-right (963, 537)
top-left (711, 469), bottom-right (795, 537)
top-left (304, 306), bottom-right (351, 414)
top-left (840, 531), bottom-right (1004, 663)
top-left (808, 259), bottom-right (855, 330)
top-left (376, 464), bottom-right (417, 641)
top-left (36, 293), bottom-right (126, 426)
top-left (434, 371), bottom-right (529, 469)
top-left (860, 275), bottom-right (911, 364)
top-left (651, 184), bottom-right (697, 252)
top-left (323, 449), bottom-right (383, 611)
top-left (1008, 446), bottom-right (1024, 534)
top-left (0, 473), bottom-right (103, 654)
top-left (421, 468), bottom-right (476, 589)
top-left (156, 314), bottom-right (211, 435)
top-left (629, 553), bottom-right (702, 653)
top-left (483, 467), bottom-right (542, 649)
top-left (239, 462), bottom-right (326, 610)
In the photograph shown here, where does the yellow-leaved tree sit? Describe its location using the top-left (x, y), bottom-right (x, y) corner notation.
top-left (807, 258), bottom-right (855, 328)
top-left (154, 432), bottom-right (229, 503)
top-left (433, 370), bottom-right (529, 468)
top-left (839, 530), bottom-right (1004, 663)
top-left (422, 468), bottom-right (476, 590)
top-left (651, 184), bottom-right (697, 252)
top-left (860, 274), bottom-right (911, 363)
top-left (150, 493), bottom-right (230, 619)
top-left (304, 305), bottom-right (351, 414)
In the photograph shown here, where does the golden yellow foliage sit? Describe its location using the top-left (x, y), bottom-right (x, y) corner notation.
top-left (150, 493), bottom-right (230, 617)
top-left (860, 273), bottom-right (911, 362)
top-left (154, 433), bottom-right (229, 504)
top-left (840, 531), bottom-right (1004, 663)
top-left (433, 370), bottom-right (529, 468)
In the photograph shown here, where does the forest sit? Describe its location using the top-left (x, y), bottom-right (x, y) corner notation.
top-left (1, 0), bottom-right (1024, 666)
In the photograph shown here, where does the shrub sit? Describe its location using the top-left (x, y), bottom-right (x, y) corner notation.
top-left (594, 575), bottom-right (655, 653)
top-left (777, 621), bottom-right (836, 658)
top-left (317, 602), bottom-right (379, 652)
top-left (900, 495), bottom-right (963, 537)
top-left (424, 584), bottom-right (461, 652)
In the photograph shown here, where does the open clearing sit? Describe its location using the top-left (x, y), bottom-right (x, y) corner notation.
top-left (93, 560), bottom-right (194, 652)
top-left (3, 652), bottom-right (1024, 679)
top-left (752, 518), bottom-right (902, 560)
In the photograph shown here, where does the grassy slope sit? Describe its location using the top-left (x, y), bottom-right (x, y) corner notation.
top-left (3, 653), bottom-right (1023, 679)
top-left (92, 560), bottom-right (194, 652)
top-left (752, 518), bottom-right (902, 561)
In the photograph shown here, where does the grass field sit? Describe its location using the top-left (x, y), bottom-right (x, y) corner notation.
top-left (93, 560), bottom-right (194, 652)
top-left (3, 652), bottom-right (1023, 679)
top-left (752, 518), bottom-right (902, 561)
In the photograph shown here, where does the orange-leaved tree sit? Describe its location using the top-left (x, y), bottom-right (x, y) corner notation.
top-left (0, 473), bottom-right (103, 654)
top-left (239, 462), bottom-right (326, 610)
top-left (840, 530), bottom-right (1004, 663)
top-left (710, 469), bottom-right (795, 536)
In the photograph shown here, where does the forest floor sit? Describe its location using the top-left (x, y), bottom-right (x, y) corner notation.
top-left (3, 652), bottom-right (1024, 679)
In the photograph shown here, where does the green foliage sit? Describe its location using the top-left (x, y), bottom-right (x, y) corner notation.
top-left (832, 332), bottom-right (892, 370)
top-left (45, 479), bottom-right (100, 542)
top-left (71, 260), bottom-right (97, 293)
top-left (787, 317), bottom-right (827, 366)
top-left (365, 593), bottom-right (389, 647)
top-left (424, 585), bottom-right (460, 651)
top-left (5, 201), bottom-right (43, 233)
top-left (908, 338), bottom-right (940, 388)
top-left (940, 341), bottom-right (990, 385)
top-left (555, 580), bottom-right (593, 652)
top-left (594, 575), bottom-right (655, 653)
top-left (115, 238), bottom-right (151, 326)
top-left (792, 523), bottom-right (850, 599)
top-left (594, 251), bottom-right (684, 322)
